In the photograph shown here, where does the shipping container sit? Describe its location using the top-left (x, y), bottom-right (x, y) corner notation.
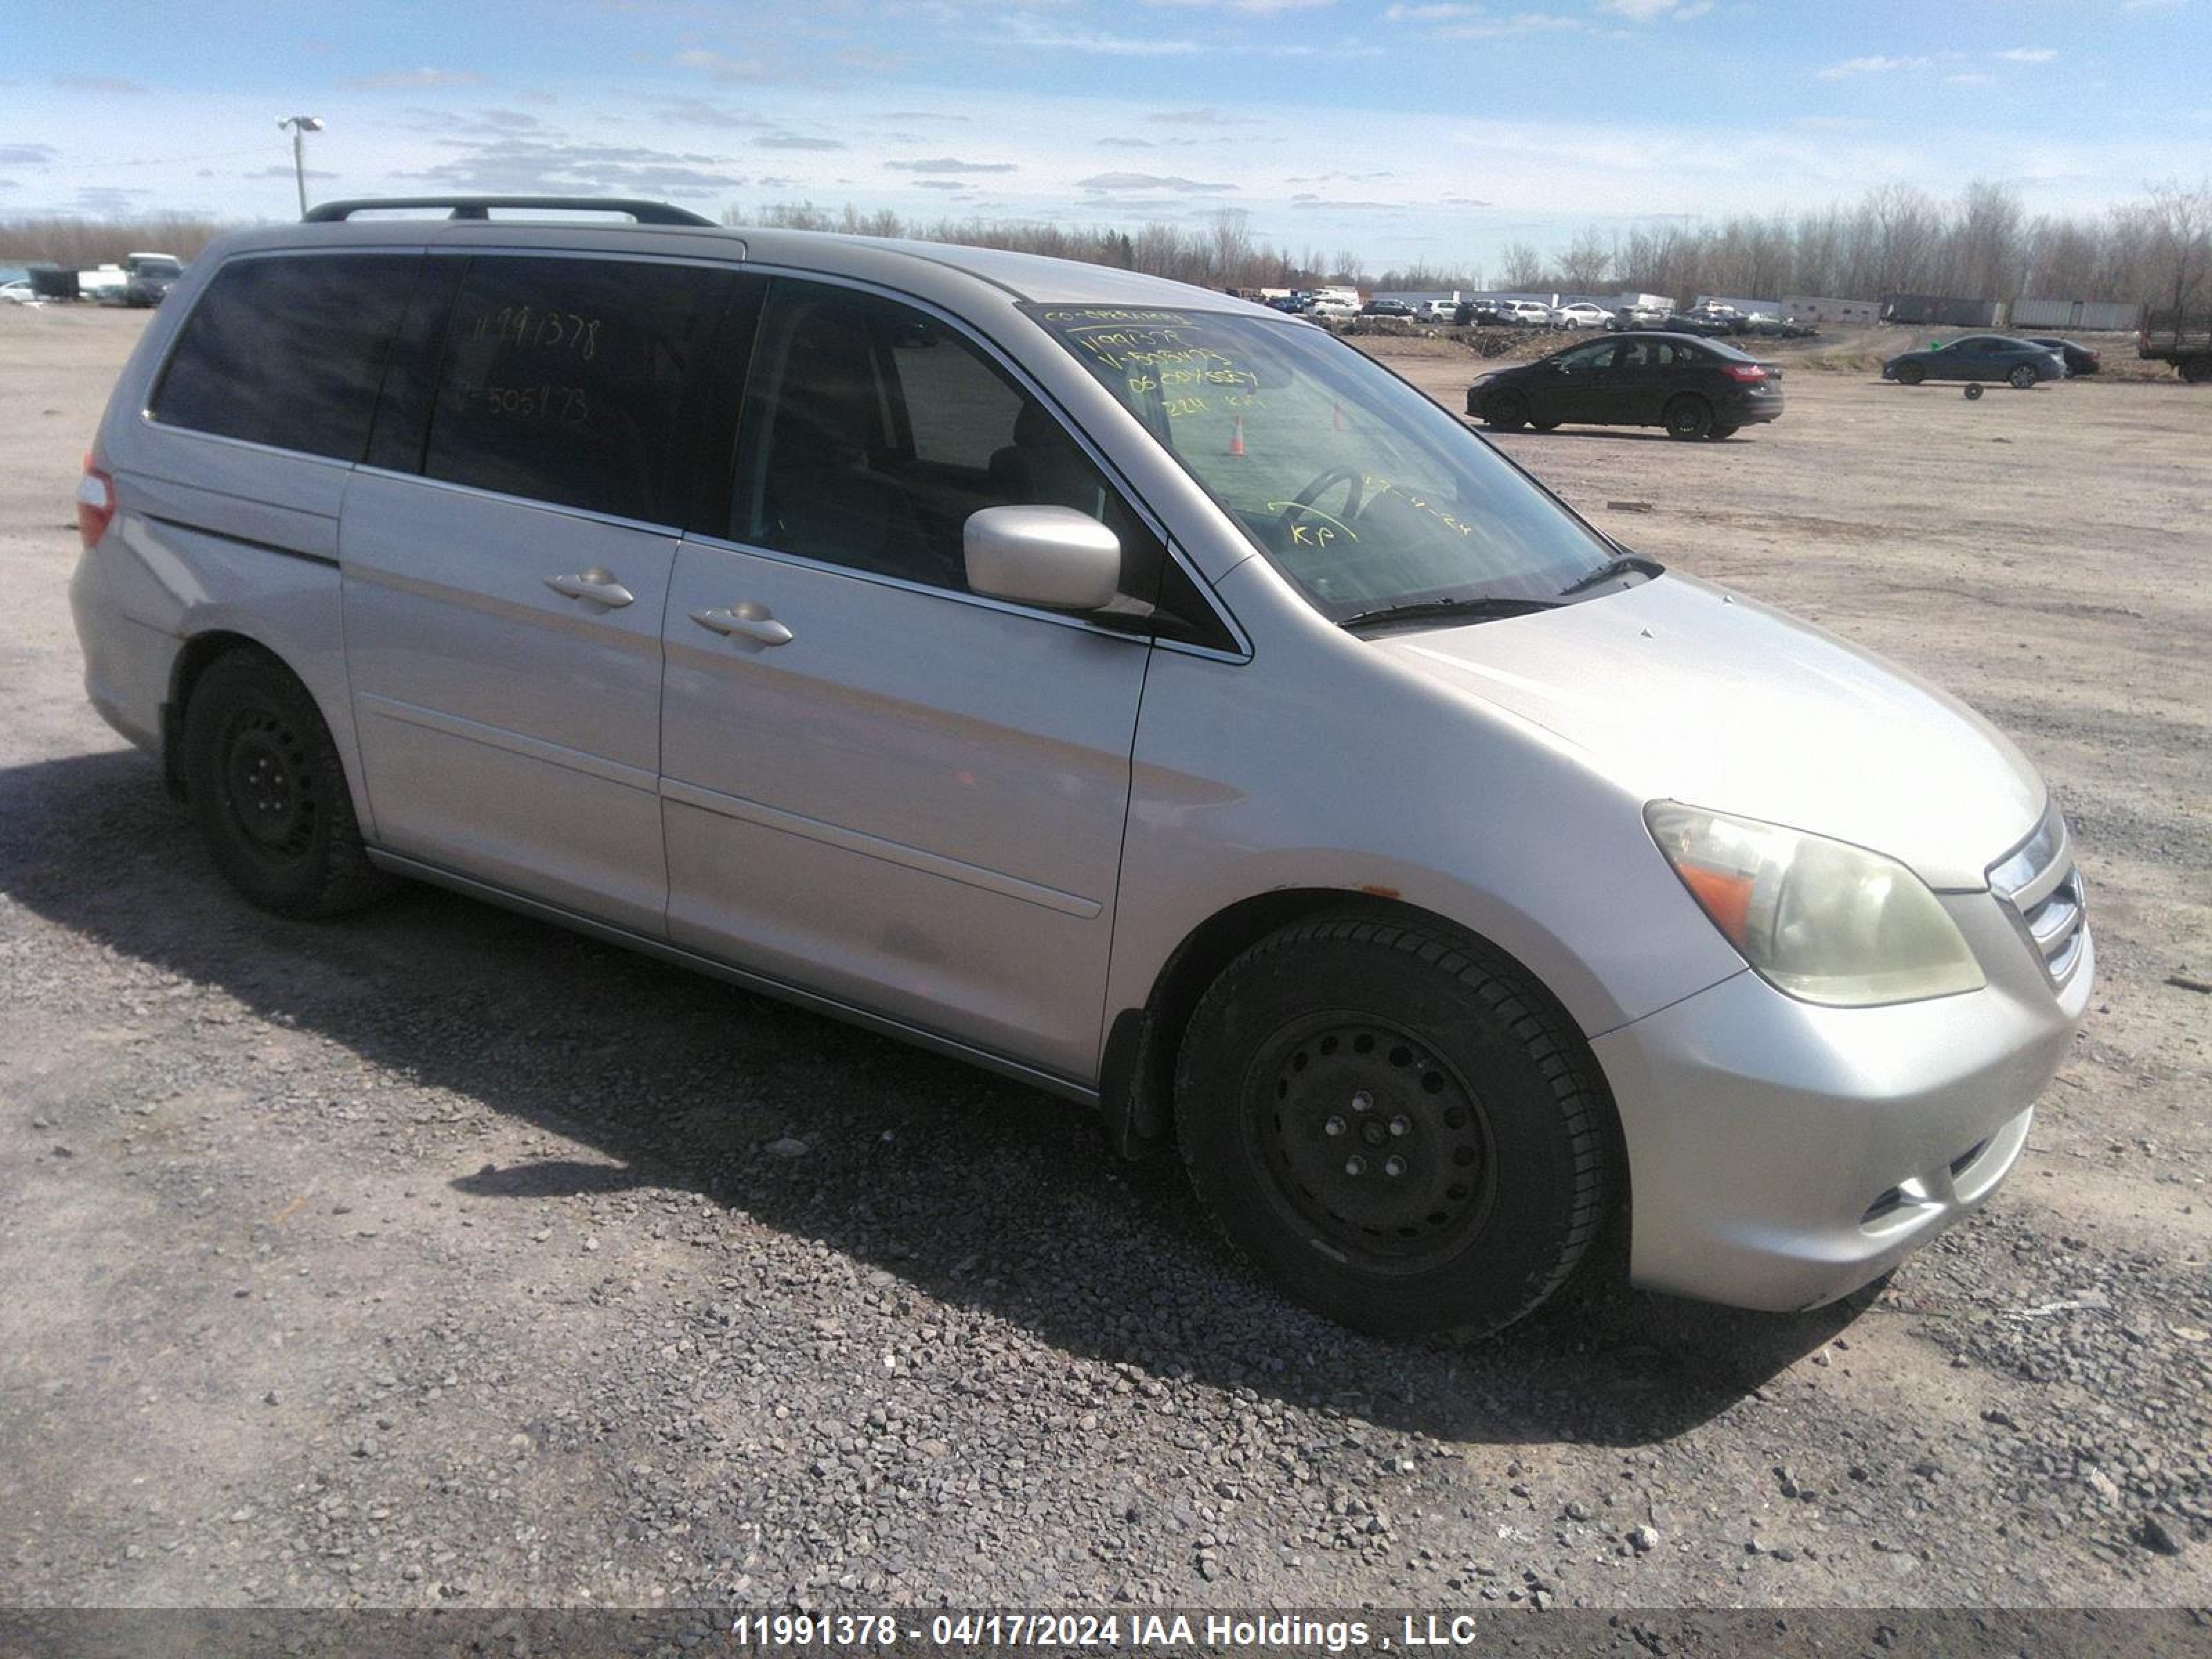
top-left (1880, 294), bottom-right (2003, 328)
top-left (1783, 294), bottom-right (1881, 326)
top-left (2008, 298), bottom-right (2141, 332)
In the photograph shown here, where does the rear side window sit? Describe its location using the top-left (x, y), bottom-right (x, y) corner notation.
top-left (422, 256), bottom-right (731, 524)
top-left (151, 254), bottom-right (417, 461)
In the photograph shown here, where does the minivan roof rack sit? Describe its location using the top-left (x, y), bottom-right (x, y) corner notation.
top-left (302, 196), bottom-right (718, 227)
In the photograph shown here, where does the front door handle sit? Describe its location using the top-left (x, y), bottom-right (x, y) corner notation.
top-left (690, 602), bottom-right (794, 647)
top-left (545, 569), bottom-right (635, 608)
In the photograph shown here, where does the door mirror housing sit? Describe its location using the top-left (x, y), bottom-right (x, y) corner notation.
top-left (964, 505), bottom-right (1122, 612)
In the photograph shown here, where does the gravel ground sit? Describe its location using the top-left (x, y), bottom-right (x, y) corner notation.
top-left (1, 306), bottom-right (2208, 1618)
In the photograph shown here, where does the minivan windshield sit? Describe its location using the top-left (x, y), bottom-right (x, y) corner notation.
top-left (1024, 304), bottom-right (1642, 626)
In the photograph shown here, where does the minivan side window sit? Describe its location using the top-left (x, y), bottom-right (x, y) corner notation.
top-left (151, 253), bottom-right (418, 462)
top-left (729, 279), bottom-right (1219, 644)
top-left (422, 256), bottom-right (731, 525)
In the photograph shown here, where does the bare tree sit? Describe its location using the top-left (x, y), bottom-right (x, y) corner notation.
top-left (1553, 227), bottom-right (1611, 291)
top-left (1498, 241), bottom-right (1546, 290)
top-left (2144, 176), bottom-right (2212, 317)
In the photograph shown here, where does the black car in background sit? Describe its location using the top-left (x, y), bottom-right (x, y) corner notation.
top-left (1359, 298), bottom-right (1416, 317)
top-left (1882, 335), bottom-right (2063, 388)
top-left (1466, 331), bottom-right (1784, 440)
top-left (2027, 336), bottom-right (2101, 374)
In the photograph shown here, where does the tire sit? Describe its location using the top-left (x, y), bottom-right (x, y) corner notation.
top-left (1528, 419), bottom-right (1562, 432)
top-left (2182, 355), bottom-right (2212, 384)
top-left (1895, 360), bottom-right (1926, 386)
top-left (1484, 390), bottom-right (1529, 431)
top-left (2008, 364), bottom-right (2038, 390)
top-left (1705, 421), bottom-right (1739, 440)
top-left (1174, 917), bottom-right (1615, 1340)
top-left (180, 647), bottom-right (387, 919)
top-left (1964, 384), bottom-right (1984, 401)
top-left (1662, 395), bottom-right (1712, 440)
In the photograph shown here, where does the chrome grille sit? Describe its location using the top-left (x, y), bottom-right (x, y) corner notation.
top-left (1989, 807), bottom-right (2086, 986)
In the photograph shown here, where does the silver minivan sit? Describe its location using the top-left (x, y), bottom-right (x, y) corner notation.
top-left (71, 196), bottom-right (2091, 1338)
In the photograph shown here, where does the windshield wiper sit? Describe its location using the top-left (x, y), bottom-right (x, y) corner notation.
top-left (1556, 553), bottom-right (1663, 597)
top-left (1338, 594), bottom-right (1562, 632)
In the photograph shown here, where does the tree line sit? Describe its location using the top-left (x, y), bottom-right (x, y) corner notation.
top-left (5, 177), bottom-right (2204, 318)
top-left (737, 178), bottom-right (2210, 314)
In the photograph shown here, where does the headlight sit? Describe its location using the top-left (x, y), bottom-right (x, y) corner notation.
top-left (1645, 803), bottom-right (1985, 1008)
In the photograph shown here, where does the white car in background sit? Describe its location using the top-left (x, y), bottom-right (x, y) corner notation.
top-left (1496, 299), bottom-right (1553, 326)
top-left (1306, 295), bottom-right (1358, 319)
top-left (1550, 301), bottom-right (1616, 330)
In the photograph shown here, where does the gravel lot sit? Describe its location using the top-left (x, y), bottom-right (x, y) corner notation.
top-left (3, 306), bottom-right (2208, 1617)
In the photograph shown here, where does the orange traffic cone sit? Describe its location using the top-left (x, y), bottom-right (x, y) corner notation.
top-left (1229, 415), bottom-right (1246, 457)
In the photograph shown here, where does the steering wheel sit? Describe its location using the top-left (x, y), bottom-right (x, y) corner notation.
top-left (1275, 464), bottom-right (1365, 539)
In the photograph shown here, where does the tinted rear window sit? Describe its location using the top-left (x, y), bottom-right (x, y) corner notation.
top-left (422, 256), bottom-right (731, 523)
top-left (151, 254), bottom-right (417, 460)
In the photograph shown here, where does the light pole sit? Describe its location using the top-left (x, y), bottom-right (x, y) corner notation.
top-left (276, 115), bottom-right (324, 218)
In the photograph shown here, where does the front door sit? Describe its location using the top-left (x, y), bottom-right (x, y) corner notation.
top-left (660, 279), bottom-right (1164, 1082)
top-left (343, 252), bottom-right (733, 935)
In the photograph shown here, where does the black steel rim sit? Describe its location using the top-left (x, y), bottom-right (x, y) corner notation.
top-left (220, 706), bottom-right (316, 859)
top-left (1244, 1013), bottom-right (1496, 1271)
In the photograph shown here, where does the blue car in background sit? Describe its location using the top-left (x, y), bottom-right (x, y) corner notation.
top-left (1882, 335), bottom-right (2065, 389)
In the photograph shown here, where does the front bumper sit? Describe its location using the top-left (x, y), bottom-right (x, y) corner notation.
top-left (1591, 897), bottom-right (2092, 1312)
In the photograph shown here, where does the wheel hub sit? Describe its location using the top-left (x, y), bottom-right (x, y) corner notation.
top-left (1255, 1018), bottom-right (1492, 1264)
top-left (223, 713), bottom-right (313, 854)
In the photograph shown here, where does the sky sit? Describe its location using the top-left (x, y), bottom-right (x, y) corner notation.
top-left (3, 0), bottom-right (2205, 272)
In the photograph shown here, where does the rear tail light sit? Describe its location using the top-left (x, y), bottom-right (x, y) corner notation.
top-left (77, 453), bottom-right (117, 548)
top-left (1721, 363), bottom-right (1769, 382)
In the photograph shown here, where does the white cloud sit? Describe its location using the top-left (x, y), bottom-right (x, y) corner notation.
top-left (1385, 1), bottom-right (1481, 16)
top-left (341, 67), bottom-right (483, 91)
top-left (1996, 46), bottom-right (2058, 62)
top-left (1817, 55), bottom-right (1929, 79)
top-left (1141, 0), bottom-right (1335, 11)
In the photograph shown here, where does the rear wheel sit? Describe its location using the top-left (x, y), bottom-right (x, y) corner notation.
top-left (1484, 390), bottom-right (1530, 431)
top-left (2180, 355), bottom-right (2212, 384)
top-left (2008, 364), bottom-right (2038, 390)
top-left (180, 648), bottom-right (387, 918)
top-left (1174, 917), bottom-right (1615, 1339)
top-left (1705, 421), bottom-right (1740, 440)
top-left (1895, 360), bottom-right (1927, 386)
top-left (1662, 395), bottom-right (1712, 440)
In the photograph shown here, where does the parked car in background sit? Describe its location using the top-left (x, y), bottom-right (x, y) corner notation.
top-left (1307, 294), bottom-right (1358, 319)
top-left (1495, 299), bottom-right (1553, 327)
top-left (1883, 335), bottom-right (2065, 389)
top-left (1660, 310), bottom-right (1734, 338)
top-left (2025, 337), bottom-right (2101, 375)
top-left (123, 253), bottom-right (185, 308)
top-left (1606, 304), bottom-right (1671, 332)
top-left (1468, 331), bottom-right (1784, 440)
top-left (1741, 312), bottom-right (1818, 339)
top-left (71, 194), bottom-right (2089, 1340)
top-left (1359, 298), bottom-right (1416, 318)
top-left (1420, 299), bottom-right (1459, 321)
top-left (1550, 301), bottom-right (1615, 331)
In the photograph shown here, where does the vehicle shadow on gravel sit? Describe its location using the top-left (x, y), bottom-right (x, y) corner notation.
top-left (3, 748), bottom-right (1859, 1450)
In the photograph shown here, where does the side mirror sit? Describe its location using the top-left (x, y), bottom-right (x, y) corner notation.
top-left (964, 505), bottom-right (1121, 613)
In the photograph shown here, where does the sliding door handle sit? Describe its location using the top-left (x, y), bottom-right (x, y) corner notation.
top-left (690, 603), bottom-right (794, 647)
top-left (545, 569), bottom-right (635, 608)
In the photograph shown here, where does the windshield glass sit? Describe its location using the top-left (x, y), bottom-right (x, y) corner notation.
top-left (1024, 304), bottom-right (1632, 623)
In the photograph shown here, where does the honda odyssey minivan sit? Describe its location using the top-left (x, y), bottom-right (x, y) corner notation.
top-left (71, 196), bottom-right (2092, 1338)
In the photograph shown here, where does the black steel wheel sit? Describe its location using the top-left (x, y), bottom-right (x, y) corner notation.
top-left (1662, 395), bottom-right (1712, 440)
top-left (1484, 389), bottom-right (1530, 431)
top-left (180, 647), bottom-right (387, 918)
top-left (1895, 359), bottom-right (1927, 386)
top-left (1175, 916), bottom-right (1617, 1339)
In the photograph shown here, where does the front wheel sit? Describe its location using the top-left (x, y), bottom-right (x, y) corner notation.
top-left (2181, 355), bottom-right (2212, 384)
top-left (180, 648), bottom-right (388, 918)
top-left (1484, 390), bottom-right (1529, 431)
top-left (1895, 360), bottom-right (1927, 386)
top-left (1174, 917), bottom-right (1615, 1339)
top-left (2008, 364), bottom-right (2038, 390)
top-left (1663, 395), bottom-right (1712, 440)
